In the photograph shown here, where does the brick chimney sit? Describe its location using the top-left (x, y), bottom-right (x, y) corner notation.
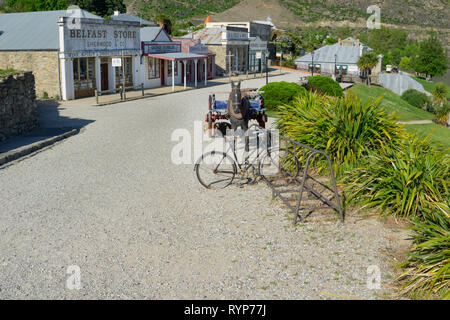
top-left (338, 38), bottom-right (341, 46)
top-left (356, 39), bottom-right (360, 47)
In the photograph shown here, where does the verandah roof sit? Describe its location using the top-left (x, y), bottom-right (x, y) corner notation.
top-left (144, 52), bottom-right (207, 61)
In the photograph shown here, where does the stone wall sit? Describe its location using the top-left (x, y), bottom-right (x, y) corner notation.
top-left (0, 72), bottom-right (38, 142)
top-left (0, 51), bottom-right (60, 99)
top-left (207, 45), bottom-right (227, 76)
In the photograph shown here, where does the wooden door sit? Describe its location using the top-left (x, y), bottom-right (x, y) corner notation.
top-left (101, 64), bottom-right (108, 91)
top-left (160, 60), bottom-right (165, 86)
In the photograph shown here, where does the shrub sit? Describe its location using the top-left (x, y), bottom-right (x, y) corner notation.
top-left (342, 136), bottom-right (450, 219)
top-left (306, 75), bottom-right (343, 97)
top-left (259, 81), bottom-right (307, 109)
top-left (276, 91), bottom-right (403, 174)
top-left (434, 102), bottom-right (450, 125)
top-left (401, 89), bottom-right (432, 110)
top-left (432, 82), bottom-right (448, 105)
top-left (398, 203), bottom-right (450, 299)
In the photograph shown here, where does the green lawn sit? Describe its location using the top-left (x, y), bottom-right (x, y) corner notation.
top-left (349, 84), bottom-right (434, 121)
top-left (405, 123), bottom-right (450, 150)
top-left (413, 77), bottom-right (450, 99)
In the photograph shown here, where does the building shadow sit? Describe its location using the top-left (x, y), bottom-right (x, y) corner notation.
top-left (0, 100), bottom-right (95, 154)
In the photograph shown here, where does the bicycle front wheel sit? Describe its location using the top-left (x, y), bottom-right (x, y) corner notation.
top-left (195, 151), bottom-right (237, 189)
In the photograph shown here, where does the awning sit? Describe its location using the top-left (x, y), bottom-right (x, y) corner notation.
top-left (144, 52), bottom-right (207, 61)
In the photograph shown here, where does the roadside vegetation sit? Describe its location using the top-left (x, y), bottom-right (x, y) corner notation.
top-left (271, 80), bottom-right (449, 299)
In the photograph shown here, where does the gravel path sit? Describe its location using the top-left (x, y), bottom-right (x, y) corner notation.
top-left (0, 72), bottom-right (399, 299)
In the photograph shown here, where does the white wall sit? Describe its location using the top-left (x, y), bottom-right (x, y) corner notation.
top-left (60, 58), bottom-right (74, 100)
top-left (133, 55), bottom-right (141, 87)
top-left (108, 61), bottom-right (116, 90)
top-left (142, 57), bottom-right (183, 89)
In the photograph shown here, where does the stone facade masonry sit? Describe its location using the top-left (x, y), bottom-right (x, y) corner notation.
top-left (0, 51), bottom-right (60, 99)
top-left (207, 45), bottom-right (248, 76)
top-left (0, 72), bottom-right (38, 142)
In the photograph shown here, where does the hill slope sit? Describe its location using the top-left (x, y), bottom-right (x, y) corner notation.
top-left (128, 0), bottom-right (450, 29)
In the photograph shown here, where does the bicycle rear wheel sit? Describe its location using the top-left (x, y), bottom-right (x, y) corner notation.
top-left (195, 151), bottom-right (237, 189)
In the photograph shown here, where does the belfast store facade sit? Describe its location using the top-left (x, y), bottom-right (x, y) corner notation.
top-left (59, 17), bottom-right (141, 100)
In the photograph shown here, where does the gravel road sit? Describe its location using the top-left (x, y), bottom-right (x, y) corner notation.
top-left (0, 72), bottom-right (400, 299)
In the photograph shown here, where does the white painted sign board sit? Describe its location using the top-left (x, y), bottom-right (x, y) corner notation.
top-left (256, 52), bottom-right (262, 59)
top-left (112, 58), bottom-right (122, 67)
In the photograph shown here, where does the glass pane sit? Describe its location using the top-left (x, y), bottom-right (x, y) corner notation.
top-left (79, 58), bottom-right (87, 81)
top-left (88, 58), bottom-right (95, 81)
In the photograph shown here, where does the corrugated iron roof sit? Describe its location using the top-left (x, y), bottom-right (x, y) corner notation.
top-left (172, 38), bottom-right (215, 55)
top-left (111, 13), bottom-right (155, 26)
top-left (181, 28), bottom-right (223, 45)
top-left (0, 10), bottom-right (102, 50)
top-left (295, 42), bottom-right (372, 64)
top-left (140, 27), bottom-right (163, 42)
top-left (146, 52), bottom-right (207, 60)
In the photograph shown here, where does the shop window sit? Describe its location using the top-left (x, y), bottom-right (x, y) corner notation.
top-left (115, 57), bottom-right (133, 86)
top-left (73, 57), bottom-right (96, 91)
top-left (336, 65), bottom-right (348, 75)
top-left (148, 57), bottom-right (160, 79)
top-left (308, 63), bottom-right (321, 74)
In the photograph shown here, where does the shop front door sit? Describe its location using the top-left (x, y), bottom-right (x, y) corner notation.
top-left (101, 64), bottom-right (108, 91)
top-left (160, 60), bottom-right (165, 86)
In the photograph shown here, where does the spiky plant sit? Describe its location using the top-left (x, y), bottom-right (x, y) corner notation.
top-left (398, 203), bottom-right (450, 300)
top-left (342, 136), bottom-right (450, 218)
top-left (276, 91), bottom-right (404, 175)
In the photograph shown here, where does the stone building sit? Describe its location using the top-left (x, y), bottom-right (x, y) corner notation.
top-left (204, 21), bottom-right (270, 73)
top-left (182, 26), bottom-right (249, 76)
top-left (0, 9), bottom-right (142, 100)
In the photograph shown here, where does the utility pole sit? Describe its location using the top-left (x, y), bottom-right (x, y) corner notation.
top-left (265, 50), bottom-right (269, 85)
top-left (226, 53), bottom-right (234, 83)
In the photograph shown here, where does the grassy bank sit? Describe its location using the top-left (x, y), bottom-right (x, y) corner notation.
top-left (405, 123), bottom-right (450, 150)
top-left (413, 77), bottom-right (450, 99)
top-left (349, 84), bottom-right (434, 121)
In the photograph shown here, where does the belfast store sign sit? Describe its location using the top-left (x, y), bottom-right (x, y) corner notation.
top-left (59, 17), bottom-right (141, 58)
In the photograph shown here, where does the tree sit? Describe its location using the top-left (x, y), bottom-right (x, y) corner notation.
top-left (155, 14), bottom-right (173, 35)
top-left (357, 51), bottom-right (379, 86)
top-left (4, 0), bottom-right (69, 11)
top-left (72, 0), bottom-right (126, 17)
top-left (399, 56), bottom-right (412, 72)
top-left (3, 0), bottom-right (126, 16)
top-left (414, 34), bottom-right (448, 79)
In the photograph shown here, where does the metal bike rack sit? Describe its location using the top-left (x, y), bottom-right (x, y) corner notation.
top-left (258, 129), bottom-right (344, 224)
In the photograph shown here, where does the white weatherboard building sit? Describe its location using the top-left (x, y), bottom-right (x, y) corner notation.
top-left (0, 9), bottom-right (142, 101)
top-left (59, 16), bottom-right (141, 100)
top-left (294, 38), bottom-right (377, 76)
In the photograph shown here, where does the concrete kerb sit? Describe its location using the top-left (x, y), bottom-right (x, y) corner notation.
top-left (0, 128), bottom-right (80, 169)
top-left (93, 72), bottom-right (289, 107)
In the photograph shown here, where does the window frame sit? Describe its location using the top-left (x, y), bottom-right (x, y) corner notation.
top-left (148, 57), bottom-right (161, 79)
